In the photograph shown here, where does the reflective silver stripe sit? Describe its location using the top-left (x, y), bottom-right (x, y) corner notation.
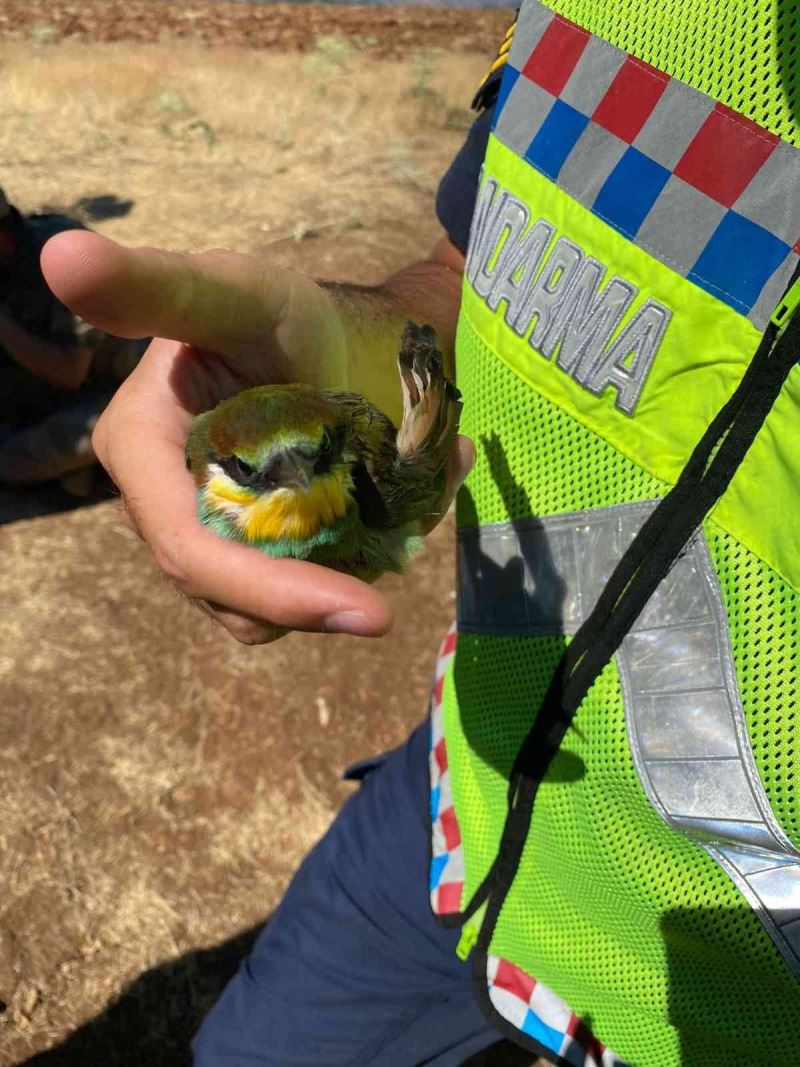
top-left (458, 502), bottom-right (800, 976)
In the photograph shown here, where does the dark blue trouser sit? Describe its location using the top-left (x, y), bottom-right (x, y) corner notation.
top-left (192, 721), bottom-right (501, 1066)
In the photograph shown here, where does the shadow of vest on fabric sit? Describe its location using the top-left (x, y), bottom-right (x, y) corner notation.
top-left (453, 432), bottom-right (584, 785)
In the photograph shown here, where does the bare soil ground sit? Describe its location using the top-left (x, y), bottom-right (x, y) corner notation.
top-left (0, 6), bottom-right (541, 1065)
top-left (0, 0), bottom-right (511, 57)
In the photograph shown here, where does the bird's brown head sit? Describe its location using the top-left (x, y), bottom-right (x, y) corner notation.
top-left (186, 386), bottom-right (356, 544)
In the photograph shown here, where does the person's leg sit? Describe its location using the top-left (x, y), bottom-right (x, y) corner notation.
top-left (193, 722), bottom-right (500, 1067)
top-left (0, 366), bottom-right (65, 426)
top-left (0, 391), bottom-right (102, 484)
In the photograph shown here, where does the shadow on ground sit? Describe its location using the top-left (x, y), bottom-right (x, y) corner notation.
top-left (22, 924), bottom-right (263, 1067)
top-left (40, 194), bottom-right (135, 224)
top-left (0, 477), bottom-right (114, 527)
top-left (22, 920), bottom-right (538, 1067)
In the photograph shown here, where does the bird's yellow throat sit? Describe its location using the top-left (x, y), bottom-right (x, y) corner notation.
top-left (204, 471), bottom-right (351, 543)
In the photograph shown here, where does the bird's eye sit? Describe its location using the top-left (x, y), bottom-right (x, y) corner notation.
top-left (233, 456), bottom-right (256, 480)
top-left (220, 454), bottom-right (257, 484)
top-left (320, 431), bottom-right (332, 454)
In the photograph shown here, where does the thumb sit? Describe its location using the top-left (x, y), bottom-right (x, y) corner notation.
top-left (40, 230), bottom-right (312, 355)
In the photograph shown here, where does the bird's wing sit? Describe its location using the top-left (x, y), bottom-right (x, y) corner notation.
top-left (350, 460), bottom-right (392, 528)
top-left (324, 327), bottom-right (462, 531)
top-left (321, 389), bottom-right (397, 529)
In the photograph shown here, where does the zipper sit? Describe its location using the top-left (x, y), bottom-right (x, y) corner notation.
top-left (455, 901), bottom-right (487, 960)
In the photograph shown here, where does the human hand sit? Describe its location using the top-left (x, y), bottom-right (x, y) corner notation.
top-left (41, 231), bottom-right (473, 644)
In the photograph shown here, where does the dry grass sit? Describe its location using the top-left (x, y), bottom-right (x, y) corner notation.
top-left (0, 37), bottom-right (484, 270)
top-left (0, 456), bottom-right (461, 1065)
top-left (0, 33), bottom-right (535, 1066)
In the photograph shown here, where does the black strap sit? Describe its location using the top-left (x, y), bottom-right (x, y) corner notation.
top-left (459, 272), bottom-right (800, 931)
top-left (507, 287), bottom-right (800, 804)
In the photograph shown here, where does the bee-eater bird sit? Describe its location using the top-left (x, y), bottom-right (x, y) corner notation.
top-left (185, 323), bottom-right (462, 580)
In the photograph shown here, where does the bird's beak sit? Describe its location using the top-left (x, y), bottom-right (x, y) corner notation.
top-left (262, 449), bottom-right (313, 490)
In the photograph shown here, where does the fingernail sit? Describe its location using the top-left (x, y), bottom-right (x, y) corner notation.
top-left (323, 610), bottom-right (371, 635)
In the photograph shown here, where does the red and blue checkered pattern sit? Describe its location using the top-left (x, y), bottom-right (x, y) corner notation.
top-left (428, 624), bottom-right (465, 916)
top-left (427, 628), bottom-right (627, 1063)
top-left (492, 1), bottom-right (800, 329)
top-left (488, 955), bottom-right (627, 1066)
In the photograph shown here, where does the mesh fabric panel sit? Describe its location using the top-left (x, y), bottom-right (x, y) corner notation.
top-left (450, 320), bottom-right (800, 1063)
top-left (445, 634), bottom-right (565, 904)
top-left (707, 525), bottom-right (800, 848)
top-left (455, 321), bottom-right (666, 527)
top-left (494, 654), bottom-right (800, 1067)
top-left (543, 0), bottom-right (800, 146)
top-left (451, 319), bottom-right (665, 902)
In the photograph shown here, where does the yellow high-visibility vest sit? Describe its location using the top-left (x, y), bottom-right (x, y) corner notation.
top-left (430, 2), bottom-right (800, 1063)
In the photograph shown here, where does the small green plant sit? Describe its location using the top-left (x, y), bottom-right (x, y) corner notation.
top-left (445, 108), bottom-right (474, 133)
top-left (302, 32), bottom-right (365, 93)
top-left (315, 33), bottom-right (358, 68)
top-left (151, 89), bottom-right (218, 151)
top-left (273, 120), bottom-right (294, 152)
top-left (184, 118), bottom-right (218, 149)
top-left (387, 140), bottom-right (427, 191)
top-left (30, 23), bottom-right (58, 47)
top-left (151, 88), bottom-right (194, 116)
top-left (408, 49), bottom-right (449, 129)
top-left (410, 50), bottom-right (436, 99)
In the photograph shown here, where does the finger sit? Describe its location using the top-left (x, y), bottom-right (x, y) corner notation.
top-left (421, 434), bottom-right (475, 534)
top-left (174, 523), bottom-right (393, 636)
top-left (40, 230), bottom-right (332, 369)
top-left (194, 599), bottom-right (289, 646)
top-left (449, 434), bottom-right (477, 494)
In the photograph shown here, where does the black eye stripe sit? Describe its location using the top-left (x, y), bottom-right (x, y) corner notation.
top-left (217, 454), bottom-right (259, 485)
top-left (211, 432), bottom-right (348, 487)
